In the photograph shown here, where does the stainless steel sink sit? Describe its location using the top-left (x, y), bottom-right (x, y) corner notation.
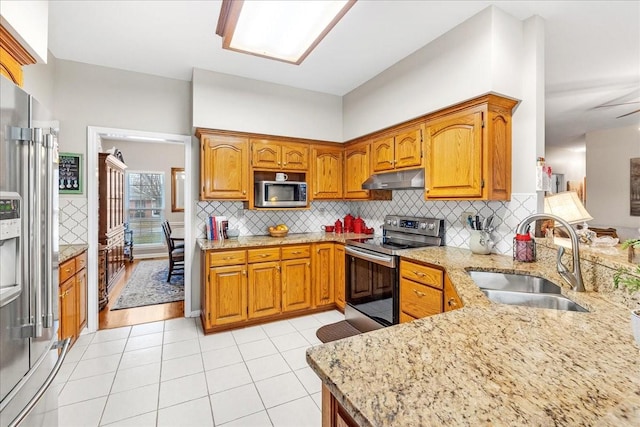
top-left (468, 270), bottom-right (562, 294)
top-left (481, 289), bottom-right (589, 312)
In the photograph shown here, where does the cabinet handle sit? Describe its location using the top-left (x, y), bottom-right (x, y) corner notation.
top-left (413, 289), bottom-right (426, 297)
top-left (260, 254), bottom-right (269, 258)
top-left (223, 256), bottom-right (233, 260)
top-left (242, 270), bottom-right (246, 276)
top-left (448, 298), bottom-right (458, 308)
top-left (292, 251), bottom-right (301, 254)
top-left (65, 268), bottom-right (72, 273)
top-left (413, 271), bottom-right (426, 277)
top-left (276, 266), bottom-right (281, 271)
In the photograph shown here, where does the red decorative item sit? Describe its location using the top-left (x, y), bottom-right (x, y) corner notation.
top-left (353, 216), bottom-right (365, 234)
top-left (334, 219), bottom-right (343, 234)
top-left (343, 214), bottom-right (354, 232)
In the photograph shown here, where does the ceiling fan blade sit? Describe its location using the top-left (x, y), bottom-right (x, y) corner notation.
top-left (595, 101), bottom-right (640, 108)
top-left (616, 108), bottom-right (640, 119)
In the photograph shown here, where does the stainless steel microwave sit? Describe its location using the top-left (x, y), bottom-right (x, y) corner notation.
top-left (255, 181), bottom-right (308, 208)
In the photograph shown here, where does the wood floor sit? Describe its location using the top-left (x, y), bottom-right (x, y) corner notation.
top-left (99, 258), bottom-right (184, 330)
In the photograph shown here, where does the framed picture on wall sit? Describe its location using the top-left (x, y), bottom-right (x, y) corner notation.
top-left (59, 153), bottom-right (83, 195)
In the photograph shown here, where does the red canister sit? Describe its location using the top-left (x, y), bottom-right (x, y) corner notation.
top-left (353, 216), bottom-right (364, 234)
top-left (344, 214), bottom-right (354, 232)
top-left (334, 219), bottom-right (343, 234)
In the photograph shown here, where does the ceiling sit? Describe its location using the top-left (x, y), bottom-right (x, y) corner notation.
top-left (47, 1), bottom-right (640, 148)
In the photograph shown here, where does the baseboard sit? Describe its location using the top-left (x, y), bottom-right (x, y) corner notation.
top-left (134, 252), bottom-right (168, 260)
top-left (188, 310), bottom-right (201, 318)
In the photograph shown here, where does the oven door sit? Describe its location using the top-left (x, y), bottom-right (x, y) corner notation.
top-left (344, 245), bottom-right (399, 332)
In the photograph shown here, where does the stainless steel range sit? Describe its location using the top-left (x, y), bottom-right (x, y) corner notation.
top-left (344, 215), bottom-right (444, 332)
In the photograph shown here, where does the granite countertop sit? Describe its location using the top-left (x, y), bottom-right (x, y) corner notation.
top-left (197, 232), bottom-right (370, 250)
top-left (59, 244), bottom-right (88, 263)
top-left (307, 245), bottom-right (640, 426)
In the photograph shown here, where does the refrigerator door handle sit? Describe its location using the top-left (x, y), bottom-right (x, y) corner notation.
top-left (42, 133), bottom-right (55, 328)
top-left (6, 338), bottom-right (70, 427)
top-left (32, 129), bottom-right (44, 337)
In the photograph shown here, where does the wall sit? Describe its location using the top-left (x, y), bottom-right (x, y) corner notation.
top-left (22, 50), bottom-right (56, 109)
top-left (586, 125), bottom-right (640, 239)
top-left (545, 145), bottom-right (586, 183)
top-left (192, 69), bottom-right (343, 142)
top-left (0, 0), bottom-right (49, 62)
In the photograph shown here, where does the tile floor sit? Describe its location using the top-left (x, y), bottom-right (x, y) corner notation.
top-left (55, 310), bottom-right (346, 426)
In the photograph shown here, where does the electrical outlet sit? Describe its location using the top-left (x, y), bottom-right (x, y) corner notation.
top-left (460, 211), bottom-right (474, 227)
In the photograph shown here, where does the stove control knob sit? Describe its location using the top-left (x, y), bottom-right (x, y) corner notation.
top-left (392, 220), bottom-right (398, 226)
top-left (386, 219), bottom-right (392, 225)
top-left (420, 222), bottom-right (427, 230)
top-left (428, 223), bottom-right (435, 230)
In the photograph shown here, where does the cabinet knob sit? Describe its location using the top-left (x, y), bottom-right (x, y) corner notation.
top-left (276, 266), bottom-right (281, 271)
top-left (260, 254), bottom-right (269, 258)
top-left (243, 190), bottom-right (247, 194)
top-left (448, 298), bottom-right (458, 308)
top-left (283, 162), bottom-right (287, 166)
top-left (413, 289), bottom-right (426, 297)
top-left (414, 271), bottom-right (426, 277)
top-left (242, 270), bottom-right (247, 276)
top-left (292, 251), bottom-right (301, 255)
top-left (277, 162), bottom-right (281, 165)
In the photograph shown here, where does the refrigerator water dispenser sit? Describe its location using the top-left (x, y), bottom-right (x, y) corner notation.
top-left (0, 192), bottom-right (22, 307)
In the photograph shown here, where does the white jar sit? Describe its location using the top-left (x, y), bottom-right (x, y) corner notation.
top-left (469, 230), bottom-right (494, 255)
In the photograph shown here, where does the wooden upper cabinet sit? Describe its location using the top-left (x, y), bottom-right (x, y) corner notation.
top-left (424, 95), bottom-right (516, 200)
top-left (251, 139), bottom-right (309, 171)
top-left (0, 25), bottom-right (37, 87)
top-left (311, 146), bottom-right (343, 199)
top-left (371, 126), bottom-right (423, 172)
top-left (200, 133), bottom-right (249, 200)
top-left (343, 142), bottom-right (370, 199)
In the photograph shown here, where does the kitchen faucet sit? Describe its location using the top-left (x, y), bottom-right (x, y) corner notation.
top-left (516, 213), bottom-right (586, 292)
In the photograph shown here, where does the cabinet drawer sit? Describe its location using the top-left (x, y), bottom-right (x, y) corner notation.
top-left (400, 261), bottom-right (443, 289)
top-left (281, 245), bottom-right (311, 260)
top-left (400, 279), bottom-right (443, 319)
top-left (248, 247), bottom-right (280, 263)
top-left (208, 250), bottom-right (246, 267)
top-left (59, 258), bottom-right (76, 284)
top-left (75, 251), bottom-right (88, 271)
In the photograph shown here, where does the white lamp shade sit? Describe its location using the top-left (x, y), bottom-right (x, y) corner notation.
top-left (544, 191), bottom-right (593, 224)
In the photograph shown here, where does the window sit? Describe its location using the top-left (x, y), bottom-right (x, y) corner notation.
top-left (125, 171), bottom-right (165, 245)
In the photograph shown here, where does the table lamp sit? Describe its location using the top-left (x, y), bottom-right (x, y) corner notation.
top-left (544, 191), bottom-right (594, 243)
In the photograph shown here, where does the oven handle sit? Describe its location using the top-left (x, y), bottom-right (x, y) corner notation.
top-left (345, 245), bottom-right (396, 268)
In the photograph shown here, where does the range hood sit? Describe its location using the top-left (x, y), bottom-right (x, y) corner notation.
top-left (361, 168), bottom-right (425, 190)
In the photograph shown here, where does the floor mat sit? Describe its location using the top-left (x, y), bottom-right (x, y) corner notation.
top-left (316, 320), bottom-right (362, 343)
top-left (111, 260), bottom-right (184, 310)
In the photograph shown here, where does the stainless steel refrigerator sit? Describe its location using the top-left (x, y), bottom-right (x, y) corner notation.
top-left (0, 77), bottom-right (70, 426)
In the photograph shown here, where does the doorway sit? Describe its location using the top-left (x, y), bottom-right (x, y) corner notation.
top-left (87, 126), bottom-right (192, 332)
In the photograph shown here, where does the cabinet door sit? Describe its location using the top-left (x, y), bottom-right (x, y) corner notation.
top-left (76, 268), bottom-right (87, 332)
top-left (334, 245), bottom-right (345, 310)
top-left (343, 144), bottom-right (370, 199)
top-left (208, 265), bottom-right (247, 326)
top-left (59, 279), bottom-right (77, 342)
top-left (371, 135), bottom-right (395, 172)
top-left (311, 147), bottom-right (343, 199)
top-left (281, 258), bottom-right (311, 312)
top-left (444, 273), bottom-right (463, 312)
top-left (248, 261), bottom-right (281, 319)
top-left (281, 142), bottom-right (309, 171)
top-left (201, 135), bottom-right (249, 200)
top-left (313, 243), bottom-right (334, 307)
top-left (251, 139), bottom-right (281, 169)
top-left (425, 110), bottom-right (483, 198)
top-left (394, 127), bottom-right (423, 169)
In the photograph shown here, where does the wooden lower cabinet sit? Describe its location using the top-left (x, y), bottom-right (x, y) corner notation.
top-left (334, 245), bottom-right (346, 310)
top-left (399, 260), bottom-right (444, 322)
top-left (248, 261), bottom-right (281, 319)
top-left (313, 243), bottom-right (334, 307)
top-left (281, 258), bottom-right (312, 312)
top-left (322, 385), bottom-right (359, 427)
top-left (444, 273), bottom-right (463, 312)
top-left (58, 250), bottom-right (88, 346)
top-left (205, 264), bottom-right (247, 328)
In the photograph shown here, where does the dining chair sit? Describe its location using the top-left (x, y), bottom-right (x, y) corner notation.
top-left (161, 221), bottom-right (184, 282)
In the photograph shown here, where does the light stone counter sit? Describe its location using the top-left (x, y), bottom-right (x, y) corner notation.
top-left (307, 245), bottom-right (640, 426)
top-left (59, 244), bottom-right (88, 263)
top-left (197, 232), bottom-right (370, 251)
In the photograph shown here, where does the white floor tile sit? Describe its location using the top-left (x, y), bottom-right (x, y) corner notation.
top-left (157, 396), bottom-right (214, 427)
top-left (238, 338), bottom-right (278, 361)
top-left (245, 354), bottom-right (291, 382)
top-left (310, 392), bottom-right (321, 410)
top-left (232, 325), bottom-right (268, 344)
top-left (255, 372), bottom-right (307, 408)
top-left (288, 315), bottom-right (322, 332)
top-left (111, 362), bottom-right (161, 393)
top-left (270, 331), bottom-right (310, 353)
top-left (162, 338), bottom-right (200, 360)
top-left (92, 326), bottom-right (131, 343)
top-left (58, 372), bottom-right (115, 406)
top-left (69, 354), bottom-right (121, 381)
top-left (164, 316), bottom-right (196, 331)
top-left (53, 362), bottom-right (77, 385)
top-left (159, 372), bottom-right (208, 408)
top-left (267, 396), bottom-right (321, 427)
top-left (118, 346), bottom-right (162, 370)
top-left (100, 411), bottom-right (157, 426)
top-left (130, 321), bottom-right (164, 337)
top-left (219, 410), bottom-right (273, 426)
top-left (199, 331), bottom-right (236, 352)
top-left (100, 383), bottom-right (159, 425)
top-left (201, 345), bottom-right (243, 371)
top-left (294, 366), bottom-right (321, 394)
top-left (298, 328), bottom-right (323, 346)
top-left (205, 362), bottom-right (253, 394)
top-left (63, 344), bottom-right (88, 364)
top-left (280, 346), bottom-right (310, 371)
top-left (312, 310), bottom-right (344, 325)
top-left (261, 319), bottom-right (296, 337)
top-left (58, 396), bottom-right (107, 427)
top-left (163, 327), bottom-right (198, 344)
top-left (210, 384), bottom-right (264, 425)
top-left (161, 353), bottom-right (203, 382)
top-left (125, 332), bottom-right (163, 352)
top-left (82, 339), bottom-right (127, 360)
top-left (74, 334), bottom-right (95, 347)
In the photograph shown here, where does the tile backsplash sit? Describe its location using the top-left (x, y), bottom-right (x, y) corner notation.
top-left (196, 192), bottom-right (537, 255)
top-left (59, 197), bottom-right (89, 244)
